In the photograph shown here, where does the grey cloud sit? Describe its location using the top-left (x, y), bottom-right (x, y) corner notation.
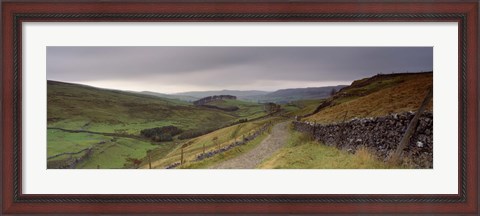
top-left (47, 46), bottom-right (433, 91)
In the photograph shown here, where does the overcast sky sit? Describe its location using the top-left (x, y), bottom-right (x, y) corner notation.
top-left (47, 47), bottom-right (433, 94)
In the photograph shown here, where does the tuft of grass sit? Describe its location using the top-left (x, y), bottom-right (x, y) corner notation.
top-left (258, 130), bottom-right (406, 169)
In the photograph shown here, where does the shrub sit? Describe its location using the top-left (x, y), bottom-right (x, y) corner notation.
top-left (140, 126), bottom-right (182, 141)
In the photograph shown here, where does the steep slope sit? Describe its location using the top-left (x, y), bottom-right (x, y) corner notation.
top-left (304, 72), bottom-right (433, 123)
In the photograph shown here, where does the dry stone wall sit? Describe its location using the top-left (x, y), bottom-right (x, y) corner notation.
top-left (293, 112), bottom-right (433, 168)
top-left (165, 122), bottom-right (272, 169)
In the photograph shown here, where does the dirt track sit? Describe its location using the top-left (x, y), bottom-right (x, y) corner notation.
top-left (209, 121), bottom-right (289, 169)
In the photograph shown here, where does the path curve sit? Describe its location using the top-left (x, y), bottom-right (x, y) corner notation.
top-left (209, 121), bottom-right (290, 169)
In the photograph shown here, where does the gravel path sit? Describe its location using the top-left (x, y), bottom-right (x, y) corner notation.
top-left (209, 121), bottom-right (290, 169)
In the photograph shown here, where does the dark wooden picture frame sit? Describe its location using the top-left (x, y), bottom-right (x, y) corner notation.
top-left (1, 0), bottom-right (478, 214)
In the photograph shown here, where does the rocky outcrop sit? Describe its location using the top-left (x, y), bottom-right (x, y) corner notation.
top-left (293, 112), bottom-right (433, 168)
top-left (193, 95), bottom-right (237, 106)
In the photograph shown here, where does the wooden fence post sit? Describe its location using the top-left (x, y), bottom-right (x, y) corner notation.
top-left (148, 154), bottom-right (152, 169)
top-left (389, 87), bottom-right (433, 165)
top-left (180, 147), bottom-right (184, 165)
top-left (203, 143), bottom-right (205, 154)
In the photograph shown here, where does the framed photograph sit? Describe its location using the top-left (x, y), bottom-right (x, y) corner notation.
top-left (2, 0), bottom-right (478, 214)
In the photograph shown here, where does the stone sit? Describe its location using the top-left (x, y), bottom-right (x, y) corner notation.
top-left (416, 141), bottom-right (424, 148)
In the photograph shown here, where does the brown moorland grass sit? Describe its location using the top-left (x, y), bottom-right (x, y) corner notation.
top-left (305, 73), bottom-right (433, 124)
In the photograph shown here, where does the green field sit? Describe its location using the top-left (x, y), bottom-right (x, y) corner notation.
top-left (47, 81), bottom-right (269, 169)
top-left (47, 129), bottom-right (167, 168)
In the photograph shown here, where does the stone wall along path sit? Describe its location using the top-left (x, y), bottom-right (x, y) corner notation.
top-left (209, 121), bottom-right (290, 169)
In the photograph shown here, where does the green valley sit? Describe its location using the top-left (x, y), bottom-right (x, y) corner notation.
top-left (47, 80), bottom-right (270, 168)
top-left (47, 72), bottom-right (434, 169)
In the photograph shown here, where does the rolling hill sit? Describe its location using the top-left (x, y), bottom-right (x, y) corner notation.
top-left (47, 80), bottom-right (268, 168)
top-left (252, 85), bottom-right (347, 103)
top-left (138, 91), bottom-right (198, 102)
top-left (48, 80), bottom-right (266, 133)
top-left (168, 85), bottom-right (346, 103)
top-left (174, 90), bottom-right (269, 99)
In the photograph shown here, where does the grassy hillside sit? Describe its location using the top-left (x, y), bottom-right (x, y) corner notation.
top-left (204, 99), bottom-right (266, 119)
top-left (258, 72), bottom-right (432, 169)
top-left (48, 81), bottom-right (221, 133)
top-left (47, 81), bottom-right (268, 169)
top-left (241, 86), bottom-right (346, 103)
top-left (304, 72), bottom-right (433, 123)
top-left (282, 99), bottom-right (326, 117)
top-left (259, 85), bottom-right (346, 103)
top-left (48, 81), bottom-right (266, 133)
top-left (146, 117), bottom-right (278, 168)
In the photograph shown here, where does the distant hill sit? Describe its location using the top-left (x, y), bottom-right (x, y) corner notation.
top-left (193, 95), bottom-right (237, 105)
top-left (174, 90), bottom-right (270, 99)
top-left (139, 91), bottom-right (199, 102)
top-left (170, 86), bottom-right (347, 103)
top-left (254, 86), bottom-right (347, 103)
